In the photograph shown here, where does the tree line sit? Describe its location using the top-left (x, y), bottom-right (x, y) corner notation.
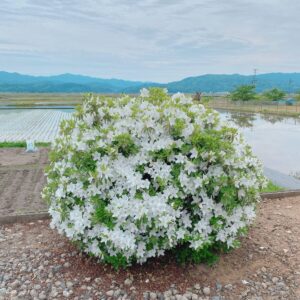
top-left (230, 85), bottom-right (300, 102)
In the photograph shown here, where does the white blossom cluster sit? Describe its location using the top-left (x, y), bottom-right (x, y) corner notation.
top-left (43, 89), bottom-right (266, 266)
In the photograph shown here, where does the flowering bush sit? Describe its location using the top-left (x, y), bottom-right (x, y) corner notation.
top-left (43, 88), bottom-right (266, 268)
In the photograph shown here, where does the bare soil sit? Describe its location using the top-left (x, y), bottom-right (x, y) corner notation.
top-left (0, 148), bottom-right (49, 216)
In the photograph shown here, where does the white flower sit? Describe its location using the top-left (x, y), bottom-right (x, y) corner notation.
top-left (171, 92), bottom-right (185, 101)
top-left (83, 113), bottom-right (94, 126)
top-left (140, 88), bottom-right (150, 97)
top-left (190, 148), bottom-right (198, 159)
top-left (55, 185), bottom-right (65, 198)
top-left (182, 123), bottom-right (194, 138)
top-left (176, 228), bottom-right (186, 239)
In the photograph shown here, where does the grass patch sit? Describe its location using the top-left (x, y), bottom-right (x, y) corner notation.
top-left (0, 141), bottom-right (51, 148)
top-left (261, 180), bottom-right (285, 193)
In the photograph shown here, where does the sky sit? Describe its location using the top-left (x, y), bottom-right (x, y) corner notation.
top-left (0, 0), bottom-right (299, 82)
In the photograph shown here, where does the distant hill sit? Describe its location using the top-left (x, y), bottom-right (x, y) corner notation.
top-left (0, 71), bottom-right (300, 93)
top-left (0, 72), bottom-right (148, 93)
top-left (165, 73), bottom-right (300, 93)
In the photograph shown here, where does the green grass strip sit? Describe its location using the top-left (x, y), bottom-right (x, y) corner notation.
top-left (0, 141), bottom-right (51, 148)
top-left (260, 180), bottom-right (285, 193)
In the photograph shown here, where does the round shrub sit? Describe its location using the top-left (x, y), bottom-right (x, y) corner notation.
top-left (43, 88), bottom-right (266, 268)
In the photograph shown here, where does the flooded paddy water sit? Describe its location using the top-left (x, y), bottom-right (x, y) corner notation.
top-left (218, 110), bottom-right (300, 177)
top-left (0, 107), bottom-right (299, 184)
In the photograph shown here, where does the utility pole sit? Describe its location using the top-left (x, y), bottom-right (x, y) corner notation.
top-left (252, 68), bottom-right (258, 87)
top-left (288, 79), bottom-right (293, 96)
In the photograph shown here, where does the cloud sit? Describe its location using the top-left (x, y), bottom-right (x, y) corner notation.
top-left (0, 0), bottom-right (299, 81)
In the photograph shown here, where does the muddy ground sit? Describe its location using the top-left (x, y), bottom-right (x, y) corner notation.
top-left (0, 148), bottom-right (48, 216)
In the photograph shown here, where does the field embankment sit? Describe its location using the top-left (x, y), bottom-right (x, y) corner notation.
top-left (1, 93), bottom-right (300, 118)
top-left (208, 98), bottom-right (300, 117)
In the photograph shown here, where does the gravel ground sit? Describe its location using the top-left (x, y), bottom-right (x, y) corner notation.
top-left (1, 196), bottom-right (300, 300)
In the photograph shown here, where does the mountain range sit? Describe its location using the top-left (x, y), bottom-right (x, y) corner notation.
top-left (0, 71), bottom-right (300, 93)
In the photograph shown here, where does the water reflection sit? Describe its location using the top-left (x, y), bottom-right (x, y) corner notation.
top-left (218, 110), bottom-right (300, 175)
top-left (259, 114), bottom-right (286, 124)
top-left (226, 112), bottom-right (256, 128)
top-left (219, 110), bottom-right (300, 128)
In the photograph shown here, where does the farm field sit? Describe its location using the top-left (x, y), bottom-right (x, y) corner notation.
top-left (1, 105), bottom-right (300, 180)
top-left (0, 109), bottom-right (72, 142)
top-left (0, 93), bottom-right (83, 106)
top-left (1, 93), bottom-right (300, 118)
top-left (0, 93), bottom-right (121, 107)
top-left (0, 148), bottom-right (48, 217)
top-left (208, 98), bottom-right (300, 117)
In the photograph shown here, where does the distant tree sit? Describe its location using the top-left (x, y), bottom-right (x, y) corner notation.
top-left (263, 88), bottom-right (286, 101)
top-left (193, 92), bottom-right (202, 102)
top-left (230, 85), bottom-right (256, 101)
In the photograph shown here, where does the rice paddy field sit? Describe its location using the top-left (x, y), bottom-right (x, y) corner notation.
top-left (0, 109), bottom-right (73, 142)
top-left (0, 93), bottom-right (83, 107)
top-left (208, 98), bottom-right (300, 117)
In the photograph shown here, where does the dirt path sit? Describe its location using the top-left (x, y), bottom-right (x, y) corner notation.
top-left (0, 148), bottom-right (48, 216)
top-left (0, 196), bottom-right (299, 299)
